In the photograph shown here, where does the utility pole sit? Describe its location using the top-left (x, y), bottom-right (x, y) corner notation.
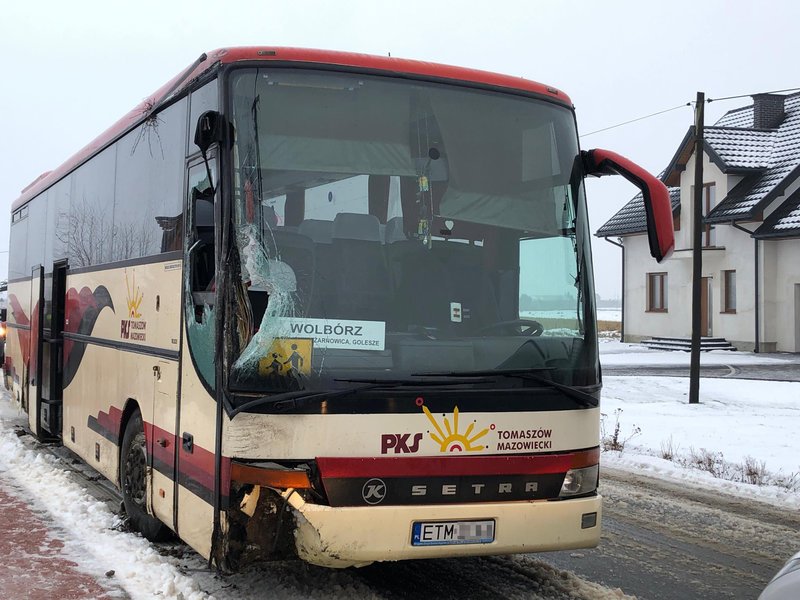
top-left (689, 92), bottom-right (705, 405)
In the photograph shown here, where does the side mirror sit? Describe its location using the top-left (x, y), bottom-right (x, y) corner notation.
top-left (194, 110), bottom-right (227, 154)
top-left (582, 149), bottom-right (674, 262)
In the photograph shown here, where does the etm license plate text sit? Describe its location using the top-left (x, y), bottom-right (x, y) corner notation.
top-left (411, 520), bottom-right (495, 546)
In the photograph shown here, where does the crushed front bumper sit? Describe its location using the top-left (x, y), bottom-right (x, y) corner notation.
top-left (282, 490), bottom-right (602, 568)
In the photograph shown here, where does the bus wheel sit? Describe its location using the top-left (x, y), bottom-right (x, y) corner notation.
top-left (121, 409), bottom-right (170, 541)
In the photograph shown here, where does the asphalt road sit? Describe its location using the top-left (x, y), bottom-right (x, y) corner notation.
top-left (603, 362), bottom-right (800, 381)
top-left (544, 467), bottom-right (800, 600)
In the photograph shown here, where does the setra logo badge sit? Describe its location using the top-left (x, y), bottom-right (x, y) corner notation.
top-left (361, 478), bottom-right (387, 504)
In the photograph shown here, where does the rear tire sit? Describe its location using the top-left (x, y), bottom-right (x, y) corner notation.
top-left (120, 409), bottom-right (170, 541)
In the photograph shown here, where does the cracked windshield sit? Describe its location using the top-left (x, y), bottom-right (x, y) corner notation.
top-left (226, 69), bottom-right (595, 392)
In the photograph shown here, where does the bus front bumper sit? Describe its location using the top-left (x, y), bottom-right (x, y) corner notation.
top-left (282, 490), bottom-right (602, 568)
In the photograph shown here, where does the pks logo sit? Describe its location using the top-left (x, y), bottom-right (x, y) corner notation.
top-left (120, 269), bottom-right (147, 342)
top-left (381, 433), bottom-right (423, 454)
top-left (422, 404), bottom-right (490, 453)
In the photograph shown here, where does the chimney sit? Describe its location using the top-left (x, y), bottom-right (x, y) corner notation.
top-left (752, 93), bottom-right (785, 129)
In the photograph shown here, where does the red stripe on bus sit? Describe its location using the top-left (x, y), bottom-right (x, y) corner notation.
top-left (216, 47), bottom-right (571, 104)
top-left (317, 448), bottom-right (599, 479)
top-left (97, 406), bottom-right (123, 438)
top-left (142, 421), bottom-right (231, 494)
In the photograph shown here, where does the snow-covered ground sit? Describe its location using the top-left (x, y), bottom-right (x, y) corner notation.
top-left (600, 376), bottom-right (800, 509)
top-left (596, 341), bottom-right (800, 509)
top-left (521, 308), bottom-right (622, 322)
top-left (596, 308), bottom-right (622, 322)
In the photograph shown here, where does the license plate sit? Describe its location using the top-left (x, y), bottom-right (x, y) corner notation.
top-left (411, 520), bottom-right (495, 546)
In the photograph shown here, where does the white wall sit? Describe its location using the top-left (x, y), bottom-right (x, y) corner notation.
top-left (771, 238), bottom-right (800, 352)
top-left (623, 233), bottom-right (694, 340)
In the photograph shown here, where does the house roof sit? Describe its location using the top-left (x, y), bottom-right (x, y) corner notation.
top-left (704, 93), bottom-right (800, 223)
top-left (703, 127), bottom-right (775, 170)
top-left (597, 91), bottom-right (800, 238)
top-left (595, 186), bottom-right (680, 237)
top-left (754, 187), bottom-right (800, 238)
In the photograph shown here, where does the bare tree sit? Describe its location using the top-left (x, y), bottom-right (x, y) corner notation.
top-left (55, 197), bottom-right (114, 267)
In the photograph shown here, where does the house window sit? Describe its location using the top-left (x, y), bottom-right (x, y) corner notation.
top-left (647, 272), bottom-right (668, 312)
top-left (723, 270), bottom-right (736, 313)
top-left (702, 183), bottom-right (716, 247)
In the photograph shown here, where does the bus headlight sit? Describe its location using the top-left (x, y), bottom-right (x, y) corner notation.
top-left (559, 464), bottom-right (599, 497)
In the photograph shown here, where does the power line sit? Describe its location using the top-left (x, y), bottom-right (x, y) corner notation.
top-left (580, 103), bottom-right (692, 138)
top-left (579, 86), bottom-right (800, 142)
top-left (707, 87), bottom-right (800, 103)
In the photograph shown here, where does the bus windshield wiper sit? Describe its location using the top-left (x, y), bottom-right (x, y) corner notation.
top-left (412, 368), bottom-right (598, 408)
top-left (413, 367), bottom-right (555, 377)
top-left (230, 384), bottom-right (383, 416)
top-left (230, 376), bottom-right (492, 416)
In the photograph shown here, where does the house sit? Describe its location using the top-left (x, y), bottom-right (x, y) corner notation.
top-left (596, 92), bottom-right (800, 352)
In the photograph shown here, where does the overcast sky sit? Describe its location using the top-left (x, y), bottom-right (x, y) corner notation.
top-left (2, 0), bottom-right (799, 299)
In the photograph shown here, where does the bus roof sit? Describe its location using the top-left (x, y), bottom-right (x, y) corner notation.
top-left (12, 47), bottom-right (572, 211)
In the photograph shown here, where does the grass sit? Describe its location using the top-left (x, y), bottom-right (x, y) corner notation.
top-left (604, 433), bottom-right (799, 493)
top-left (597, 319), bottom-right (621, 333)
top-left (600, 408), bottom-right (641, 452)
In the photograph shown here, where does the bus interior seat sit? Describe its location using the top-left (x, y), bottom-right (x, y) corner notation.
top-left (298, 219), bottom-right (333, 244)
top-left (298, 219), bottom-right (336, 317)
top-left (434, 241), bottom-right (501, 332)
top-left (331, 212), bottom-right (393, 321)
top-left (385, 216), bottom-right (427, 291)
top-left (396, 240), bottom-right (500, 335)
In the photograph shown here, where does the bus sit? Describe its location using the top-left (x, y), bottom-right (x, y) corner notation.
top-left (4, 47), bottom-right (674, 569)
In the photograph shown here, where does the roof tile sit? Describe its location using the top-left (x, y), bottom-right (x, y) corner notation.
top-left (754, 187), bottom-right (800, 238)
top-left (595, 187), bottom-right (680, 237)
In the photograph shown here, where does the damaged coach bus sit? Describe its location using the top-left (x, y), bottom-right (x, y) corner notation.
top-left (5, 48), bottom-right (674, 568)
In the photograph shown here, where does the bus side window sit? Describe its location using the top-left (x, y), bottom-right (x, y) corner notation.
top-left (185, 162), bottom-right (217, 388)
top-left (187, 164), bottom-right (216, 301)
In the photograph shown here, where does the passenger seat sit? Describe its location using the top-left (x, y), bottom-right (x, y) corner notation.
top-left (331, 213), bottom-right (393, 322)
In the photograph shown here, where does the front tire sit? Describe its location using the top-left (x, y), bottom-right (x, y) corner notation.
top-left (120, 408), bottom-right (170, 541)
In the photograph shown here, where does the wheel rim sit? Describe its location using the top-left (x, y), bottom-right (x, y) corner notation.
top-left (124, 435), bottom-right (147, 508)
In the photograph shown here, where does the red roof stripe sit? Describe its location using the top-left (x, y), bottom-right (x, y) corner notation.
top-left (12, 47), bottom-right (571, 211)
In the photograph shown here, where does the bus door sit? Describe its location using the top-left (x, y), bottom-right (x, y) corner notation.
top-left (26, 265), bottom-right (45, 438)
top-left (40, 260), bottom-right (68, 438)
top-left (151, 358), bottom-right (178, 529)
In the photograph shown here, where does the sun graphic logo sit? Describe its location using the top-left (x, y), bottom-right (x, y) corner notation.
top-left (125, 270), bottom-right (143, 319)
top-left (422, 404), bottom-right (490, 453)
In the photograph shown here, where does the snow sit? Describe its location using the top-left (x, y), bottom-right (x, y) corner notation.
top-left (599, 339), bottom-right (796, 366)
top-left (521, 308), bottom-right (621, 321)
top-left (600, 375), bottom-right (800, 509)
top-left (596, 308), bottom-right (622, 322)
